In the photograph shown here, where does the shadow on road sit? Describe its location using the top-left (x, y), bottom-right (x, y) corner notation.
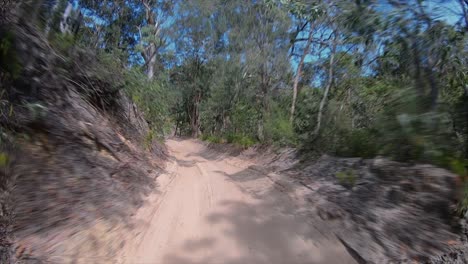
top-left (162, 165), bottom-right (351, 264)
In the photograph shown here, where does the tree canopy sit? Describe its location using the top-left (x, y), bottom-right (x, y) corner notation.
top-left (29, 0), bottom-right (468, 168)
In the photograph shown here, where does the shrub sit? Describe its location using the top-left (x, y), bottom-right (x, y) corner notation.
top-left (225, 133), bottom-right (256, 148)
top-left (336, 129), bottom-right (378, 158)
top-left (201, 135), bottom-right (222, 144)
top-left (0, 152), bottom-right (8, 168)
top-left (144, 128), bottom-right (156, 150)
top-left (0, 30), bottom-right (21, 79)
top-left (50, 33), bottom-right (76, 53)
top-left (336, 169), bottom-right (357, 188)
top-left (264, 101), bottom-right (297, 147)
top-left (124, 69), bottom-right (174, 137)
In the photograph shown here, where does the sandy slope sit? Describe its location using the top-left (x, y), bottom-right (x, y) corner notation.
top-left (120, 139), bottom-right (356, 264)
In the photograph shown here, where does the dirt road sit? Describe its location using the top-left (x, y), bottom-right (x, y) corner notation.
top-left (121, 139), bottom-right (356, 264)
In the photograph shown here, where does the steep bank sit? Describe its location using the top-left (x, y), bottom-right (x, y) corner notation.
top-left (202, 141), bottom-right (466, 263)
top-left (1, 19), bottom-right (165, 263)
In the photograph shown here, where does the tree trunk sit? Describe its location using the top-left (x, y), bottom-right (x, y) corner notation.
top-left (191, 90), bottom-right (201, 137)
top-left (147, 45), bottom-right (157, 80)
top-left (313, 40), bottom-right (336, 136)
top-left (290, 27), bottom-right (314, 124)
top-left (142, 0), bottom-right (161, 80)
top-left (426, 55), bottom-right (439, 110)
top-left (257, 69), bottom-right (269, 142)
top-left (60, 1), bottom-right (73, 33)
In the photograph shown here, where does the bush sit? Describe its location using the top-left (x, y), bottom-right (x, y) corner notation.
top-left (201, 135), bottom-right (223, 144)
top-left (264, 101), bottom-right (297, 147)
top-left (336, 129), bottom-right (378, 158)
top-left (144, 128), bottom-right (156, 150)
top-left (50, 33), bottom-right (76, 53)
top-left (377, 110), bottom-right (459, 163)
top-left (225, 133), bottom-right (257, 148)
top-left (230, 103), bottom-right (259, 138)
top-left (264, 115), bottom-right (296, 146)
top-left (336, 169), bottom-right (357, 188)
top-left (124, 69), bottom-right (174, 137)
top-left (0, 30), bottom-right (21, 79)
top-left (459, 181), bottom-right (468, 216)
top-left (0, 152), bottom-right (8, 168)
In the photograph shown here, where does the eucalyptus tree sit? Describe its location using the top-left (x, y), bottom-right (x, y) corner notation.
top-left (284, 0), bottom-right (321, 123)
top-left (138, 0), bottom-right (175, 80)
top-left (234, 1), bottom-right (292, 140)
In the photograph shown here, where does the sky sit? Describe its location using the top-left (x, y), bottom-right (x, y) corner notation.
top-left (70, 0), bottom-right (464, 75)
top-left (292, 0), bottom-right (463, 70)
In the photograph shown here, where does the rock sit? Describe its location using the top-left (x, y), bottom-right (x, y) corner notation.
top-left (370, 158), bottom-right (404, 182)
top-left (386, 186), bottom-right (406, 205)
top-left (287, 154), bottom-right (460, 263)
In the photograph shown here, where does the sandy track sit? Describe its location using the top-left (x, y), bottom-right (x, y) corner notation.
top-left (121, 139), bottom-right (356, 264)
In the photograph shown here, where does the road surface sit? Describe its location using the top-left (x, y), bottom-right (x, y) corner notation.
top-left (121, 139), bottom-right (356, 264)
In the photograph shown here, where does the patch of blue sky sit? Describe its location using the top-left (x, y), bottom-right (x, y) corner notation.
top-left (290, 0), bottom-right (463, 87)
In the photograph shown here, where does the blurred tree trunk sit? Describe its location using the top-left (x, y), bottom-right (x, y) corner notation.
top-left (290, 26), bottom-right (314, 124)
top-left (313, 36), bottom-right (337, 136)
top-left (191, 90), bottom-right (201, 137)
top-left (141, 0), bottom-right (164, 80)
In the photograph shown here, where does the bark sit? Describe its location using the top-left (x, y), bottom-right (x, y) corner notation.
top-left (313, 39), bottom-right (336, 137)
top-left (146, 45), bottom-right (157, 80)
top-left (142, 0), bottom-right (162, 80)
top-left (191, 90), bottom-right (201, 137)
top-left (290, 27), bottom-right (314, 124)
top-left (60, 1), bottom-right (73, 33)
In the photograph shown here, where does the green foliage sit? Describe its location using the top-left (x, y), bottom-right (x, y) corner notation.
top-left (336, 129), bottom-right (378, 158)
top-left (0, 30), bottom-right (21, 79)
top-left (50, 33), bottom-right (76, 53)
top-left (30, 0), bottom-right (468, 218)
top-left (229, 103), bottom-right (259, 138)
top-left (226, 134), bottom-right (257, 148)
top-left (0, 152), bottom-right (8, 168)
top-left (124, 69), bottom-right (174, 137)
top-left (459, 184), bottom-right (468, 216)
top-left (375, 89), bottom-right (459, 164)
top-left (201, 133), bottom-right (256, 148)
top-left (449, 159), bottom-right (468, 178)
top-left (144, 128), bottom-right (157, 150)
top-left (336, 169), bottom-right (357, 188)
top-left (264, 103), bottom-right (297, 146)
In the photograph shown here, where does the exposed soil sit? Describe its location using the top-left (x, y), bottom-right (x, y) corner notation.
top-left (193, 142), bottom-right (467, 263)
top-left (119, 139), bottom-right (357, 264)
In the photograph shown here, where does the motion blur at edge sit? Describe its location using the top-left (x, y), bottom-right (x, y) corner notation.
top-left (1, 0), bottom-right (468, 263)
